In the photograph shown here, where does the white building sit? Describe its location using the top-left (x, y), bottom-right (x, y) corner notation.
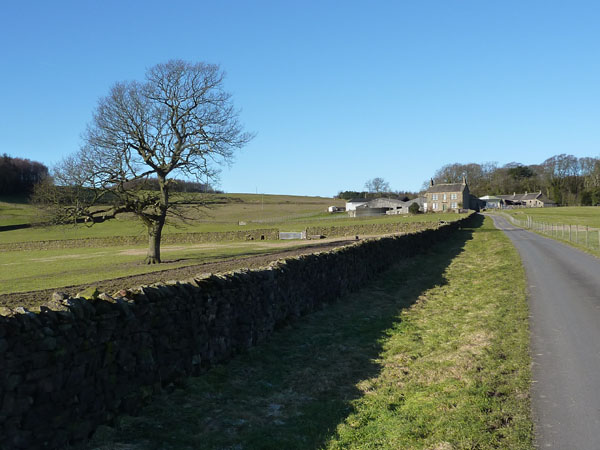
top-left (345, 198), bottom-right (368, 211)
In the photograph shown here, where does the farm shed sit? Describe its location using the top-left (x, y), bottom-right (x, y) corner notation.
top-left (345, 198), bottom-right (368, 211)
top-left (497, 191), bottom-right (556, 207)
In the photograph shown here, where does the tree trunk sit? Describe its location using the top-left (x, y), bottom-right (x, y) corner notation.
top-left (146, 219), bottom-right (164, 264)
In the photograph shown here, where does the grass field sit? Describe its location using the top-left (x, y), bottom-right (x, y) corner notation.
top-left (0, 241), bottom-right (312, 295)
top-left (0, 201), bottom-right (41, 227)
top-left (0, 193), bottom-right (466, 295)
top-left (501, 207), bottom-right (600, 257)
top-left (505, 206), bottom-right (600, 228)
top-left (0, 193), bottom-right (462, 244)
top-left (85, 216), bottom-right (533, 450)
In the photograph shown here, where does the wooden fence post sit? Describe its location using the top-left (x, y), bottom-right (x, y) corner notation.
top-left (586, 226), bottom-right (589, 247)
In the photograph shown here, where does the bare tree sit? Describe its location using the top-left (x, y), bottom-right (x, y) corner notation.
top-left (36, 60), bottom-right (252, 263)
top-left (364, 177), bottom-right (390, 194)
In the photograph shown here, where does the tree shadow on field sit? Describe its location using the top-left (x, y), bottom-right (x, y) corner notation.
top-left (86, 215), bottom-right (484, 450)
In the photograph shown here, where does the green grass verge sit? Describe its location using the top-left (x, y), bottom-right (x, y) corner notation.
top-left (85, 216), bottom-right (533, 450)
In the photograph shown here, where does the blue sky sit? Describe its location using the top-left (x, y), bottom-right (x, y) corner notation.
top-left (2, 0), bottom-right (599, 196)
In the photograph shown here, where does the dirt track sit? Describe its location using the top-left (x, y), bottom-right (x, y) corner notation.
top-left (0, 238), bottom-right (358, 310)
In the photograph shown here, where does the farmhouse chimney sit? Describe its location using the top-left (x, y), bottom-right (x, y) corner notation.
top-left (430, 179), bottom-right (434, 187)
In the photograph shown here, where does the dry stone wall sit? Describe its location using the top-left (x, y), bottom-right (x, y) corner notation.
top-left (0, 215), bottom-right (473, 449)
top-left (0, 228), bottom-right (279, 252)
top-left (306, 221), bottom-right (434, 238)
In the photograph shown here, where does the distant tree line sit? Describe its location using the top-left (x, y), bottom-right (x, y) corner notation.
top-left (427, 154), bottom-right (600, 206)
top-left (336, 177), bottom-right (418, 201)
top-left (0, 154), bottom-right (49, 196)
top-left (336, 190), bottom-right (419, 201)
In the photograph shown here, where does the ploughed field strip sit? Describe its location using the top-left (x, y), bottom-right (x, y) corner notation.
top-left (0, 220), bottom-right (448, 309)
top-left (0, 239), bottom-right (356, 310)
top-left (86, 217), bottom-right (533, 450)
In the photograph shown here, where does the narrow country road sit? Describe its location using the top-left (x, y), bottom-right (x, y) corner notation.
top-left (489, 214), bottom-right (600, 449)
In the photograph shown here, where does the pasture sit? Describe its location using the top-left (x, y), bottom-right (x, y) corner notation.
top-left (505, 206), bottom-right (600, 228)
top-left (0, 193), bottom-right (453, 244)
top-left (502, 206), bottom-right (600, 256)
top-left (0, 193), bottom-right (465, 296)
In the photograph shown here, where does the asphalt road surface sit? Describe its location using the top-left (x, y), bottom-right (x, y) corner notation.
top-left (489, 214), bottom-right (600, 449)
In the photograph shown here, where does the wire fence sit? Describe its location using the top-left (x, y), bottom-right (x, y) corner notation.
top-left (501, 212), bottom-right (600, 251)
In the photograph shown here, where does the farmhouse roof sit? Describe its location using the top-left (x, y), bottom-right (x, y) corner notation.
top-left (496, 191), bottom-right (556, 204)
top-left (403, 197), bottom-right (425, 206)
top-left (366, 197), bottom-right (405, 207)
top-left (426, 183), bottom-right (466, 193)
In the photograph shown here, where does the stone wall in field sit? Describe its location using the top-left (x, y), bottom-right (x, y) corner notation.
top-left (0, 228), bottom-right (280, 252)
top-left (306, 221), bottom-right (435, 238)
top-left (0, 214), bottom-right (473, 449)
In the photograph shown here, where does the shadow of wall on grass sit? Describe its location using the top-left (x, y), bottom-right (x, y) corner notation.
top-left (85, 215), bottom-right (483, 450)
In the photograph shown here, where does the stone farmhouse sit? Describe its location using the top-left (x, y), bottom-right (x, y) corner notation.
top-left (345, 180), bottom-right (556, 216)
top-left (423, 177), bottom-right (478, 212)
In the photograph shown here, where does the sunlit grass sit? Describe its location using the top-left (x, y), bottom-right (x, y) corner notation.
top-left (0, 241), bottom-right (303, 294)
top-left (85, 217), bottom-right (533, 450)
top-left (505, 206), bottom-right (600, 228)
top-left (0, 195), bottom-right (464, 245)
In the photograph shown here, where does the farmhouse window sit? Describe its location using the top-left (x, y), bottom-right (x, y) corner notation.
top-left (432, 194), bottom-right (438, 200)
top-left (450, 193), bottom-right (457, 200)
top-left (451, 202), bottom-right (457, 209)
top-left (443, 194), bottom-right (447, 201)
top-left (432, 202), bottom-right (438, 210)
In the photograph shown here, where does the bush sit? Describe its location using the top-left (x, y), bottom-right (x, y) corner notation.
top-left (408, 202), bottom-right (421, 214)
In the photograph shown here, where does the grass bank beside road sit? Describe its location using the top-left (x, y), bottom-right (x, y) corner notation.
top-left (87, 216), bottom-right (533, 450)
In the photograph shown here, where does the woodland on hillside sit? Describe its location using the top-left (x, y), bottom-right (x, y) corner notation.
top-left (4, 153), bottom-right (600, 207)
top-left (429, 154), bottom-right (600, 205)
top-left (0, 154), bottom-right (48, 196)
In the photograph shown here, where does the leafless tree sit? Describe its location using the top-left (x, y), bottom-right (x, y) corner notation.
top-left (364, 177), bottom-right (390, 194)
top-left (36, 60), bottom-right (253, 263)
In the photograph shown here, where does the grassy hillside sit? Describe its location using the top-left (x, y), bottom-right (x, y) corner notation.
top-left (0, 193), bottom-right (467, 295)
top-left (0, 193), bottom-right (460, 244)
top-left (0, 200), bottom-right (40, 227)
